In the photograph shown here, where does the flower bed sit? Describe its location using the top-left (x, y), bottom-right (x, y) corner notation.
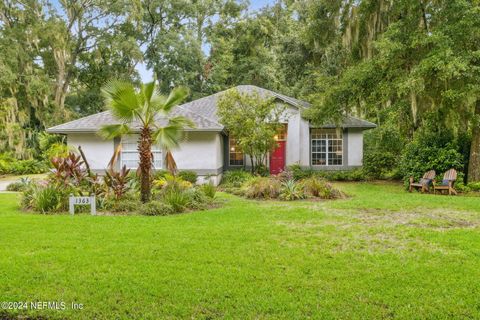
top-left (19, 152), bottom-right (218, 215)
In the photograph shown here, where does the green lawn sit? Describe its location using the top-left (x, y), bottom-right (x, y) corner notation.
top-left (1, 182), bottom-right (480, 319)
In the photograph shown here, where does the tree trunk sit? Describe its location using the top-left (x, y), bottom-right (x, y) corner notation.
top-left (468, 100), bottom-right (480, 183)
top-left (138, 126), bottom-right (153, 202)
top-left (53, 48), bottom-right (68, 114)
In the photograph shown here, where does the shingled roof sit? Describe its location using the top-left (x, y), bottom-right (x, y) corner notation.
top-left (47, 85), bottom-right (375, 134)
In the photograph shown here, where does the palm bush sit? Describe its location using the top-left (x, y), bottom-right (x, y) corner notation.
top-left (99, 80), bottom-right (193, 202)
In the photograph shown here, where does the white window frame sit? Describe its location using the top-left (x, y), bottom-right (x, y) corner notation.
top-left (311, 129), bottom-right (343, 166)
top-left (228, 137), bottom-right (244, 166)
top-left (120, 134), bottom-right (163, 170)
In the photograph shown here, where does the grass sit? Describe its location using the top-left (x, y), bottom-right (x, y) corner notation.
top-left (1, 182), bottom-right (480, 319)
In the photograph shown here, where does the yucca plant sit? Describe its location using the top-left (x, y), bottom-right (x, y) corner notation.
top-left (99, 80), bottom-right (194, 202)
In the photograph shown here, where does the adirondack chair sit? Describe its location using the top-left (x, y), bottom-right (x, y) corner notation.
top-left (433, 169), bottom-right (458, 195)
top-left (409, 170), bottom-right (436, 193)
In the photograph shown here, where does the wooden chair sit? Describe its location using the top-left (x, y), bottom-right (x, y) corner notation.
top-left (433, 169), bottom-right (458, 195)
top-left (409, 170), bottom-right (436, 193)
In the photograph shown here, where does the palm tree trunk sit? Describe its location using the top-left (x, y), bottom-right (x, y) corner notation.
top-left (138, 126), bottom-right (153, 202)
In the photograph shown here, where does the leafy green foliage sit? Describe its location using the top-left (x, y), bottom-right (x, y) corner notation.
top-left (162, 190), bottom-right (190, 213)
top-left (139, 201), bottom-right (174, 216)
top-left (221, 170), bottom-right (254, 187)
top-left (177, 170), bottom-right (198, 184)
top-left (199, 183), bottom-right (216, 199)
top-left (21, 183), bottom-right (69, 214)
top-left (0, 154), bottom-right (48, 175)
top-left (6, 181), bottom-right (26, 192)
top-left (106, 198), bottom-right (143, 213)
top-left (286, 164), bottom-right (365, 182)
top-left (217, 88), bottom-right (284, 174)
top-left (399, 127), bottom-right (464, 185)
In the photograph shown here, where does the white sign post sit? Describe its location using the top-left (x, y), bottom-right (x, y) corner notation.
top-left (69, 194), bottom-right (96, 215)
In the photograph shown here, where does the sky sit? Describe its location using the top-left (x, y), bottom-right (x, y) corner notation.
top-left (137, 0), bottom-right (274, 82)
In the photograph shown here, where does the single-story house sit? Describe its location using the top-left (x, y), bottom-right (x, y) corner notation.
top-left (47, 85), bottom-right (376, 185)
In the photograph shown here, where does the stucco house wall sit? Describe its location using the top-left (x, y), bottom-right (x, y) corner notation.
top-left (347, 128), bottom-right (363, 167)
top-left (172, 131), bottom-right (224, 185)
top-left (67, 133), bottom-right (113, 171)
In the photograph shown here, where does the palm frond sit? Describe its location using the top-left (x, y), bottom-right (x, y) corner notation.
top-left (102, 80), bottom-right (140, 122)
top-left (152, 125), bottom-right (183, 150)
top-left (141, 81), bottom-right (156, 105)
top-left (161, 86), bottom-right (189, 113)
top-left (98, 124), bottom-right (131, 140)
top-left (168, 116), bottom-right (196, 129)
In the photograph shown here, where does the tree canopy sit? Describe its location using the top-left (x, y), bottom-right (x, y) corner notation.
top-left (1, 0), bottom-right (480, 181)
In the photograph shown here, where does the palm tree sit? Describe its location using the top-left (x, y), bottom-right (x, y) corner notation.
top-left (99, 80), bottom-right (193, 203)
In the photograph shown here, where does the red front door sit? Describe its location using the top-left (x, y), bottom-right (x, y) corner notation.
top-left (270, 141), bottom-right (286, 175)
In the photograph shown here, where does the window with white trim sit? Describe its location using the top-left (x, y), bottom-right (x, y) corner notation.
top-left (311, 129), bottom-right (343, 166)
top-left (120, 135), bottom-right (162, 169)
top-left (228, 137), bottom-right (244, 166)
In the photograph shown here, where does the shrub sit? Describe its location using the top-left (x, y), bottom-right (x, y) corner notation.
top-left (287, 164), bottom-right (315, 180)
top-left (243, 177), bottom-right (281, 199)
top-left (285, 165), bottom-right (365, 181)
top-left (35, 186), bottom-right (65, 213)
top-left (467, 182), bottom-right (480, 192)
top-left (185, 188), bottom-right (213, 210)
top-left (363, 152), bottom-right (397, 179)
top-left (153, 170), bottom-right (169, 180)
top-left (6, 181), bottom-right (26, 192)
top-left (177, 170), bottom-right (198, 184)
top-left (103, 166), bottom-right (132, 199)
top-left (106, 198), bottom-right (142, 213)
top-left (154, 174), bottom-right (192, 192)
top-left (0, 156), bottom-right (48, 175)
top-left (199, 182), bottom-right (216, 198)
top-left (139, 201), bottom-right (174, 216)
top-left (11, 159), bottom-right (48, 174)
top-left (50, 152), bottom-right (87, 186)
top-left (400, 143), bottom-right (463, 186)
top-left (162, 190), bottom-right (190, 212)
top-left (22, 183), bottom-right (69, 213)
top-left (279, 180), bottom-right (305, 201)
top-left (221, 170), bottom-right (253, 187)
top-left (301, 176), bottom-right (344, 199)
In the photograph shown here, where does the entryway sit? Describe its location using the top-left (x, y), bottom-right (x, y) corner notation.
top-left (269, 125), bottom-right (287, 174)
